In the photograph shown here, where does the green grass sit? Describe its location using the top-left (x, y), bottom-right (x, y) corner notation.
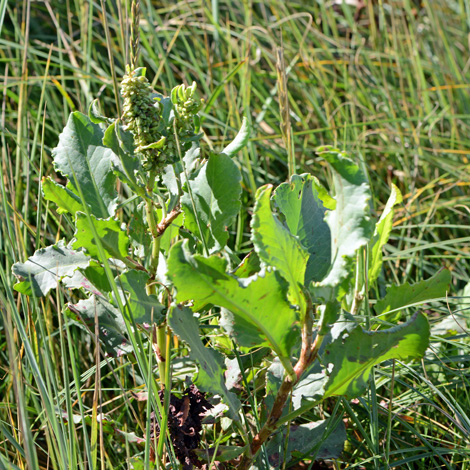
top-left (1, 0), bottom-right (470, 469)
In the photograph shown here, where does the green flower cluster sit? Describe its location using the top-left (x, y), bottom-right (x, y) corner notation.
top-left (121, 66), bottom-right (166, 171)
top-left (171, 82), bottom-right (202, 137)
top-left (162, 82), bottom-right (204, 158)
top-left (121, 67), bottom-right (203, 173)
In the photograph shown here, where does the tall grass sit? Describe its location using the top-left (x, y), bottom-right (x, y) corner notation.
top-left (1, 1), bottom-right (470, 468)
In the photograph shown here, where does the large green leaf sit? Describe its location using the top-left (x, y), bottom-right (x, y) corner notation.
top-left (66, 296), bottom-right (133, 357)
top-left (102, 121), bottom-right (141, 192)
top-left (313, 148), bottom-right (374, 299)
top-left (273, 174), bottom-right (334, 284)
top-left (321, 312), bottom-right (429, 398)
top-left (263, 418), bottom-right (346, 468)
top-left (168, 305), bottom-right (241, 419)
top-left (375, 269), bottom-right (451, 322)
top-left (252, 185), bottom-right (308, 310)
top-left (52, 112), bottom-right (118, 218)
top-left (42, 176), bottom-right (84, 215)
top-left (368, 184), bottom-right (402, 284)
top-left (182, 153), bottom-right (242, 253)
top-left (167, 241), bottom-right (299, 371)
top-left (73, 213), bottom-right (130, 262)
top-left (221, 117), bottom-right (251, 157)
top-left (116, 270), bottom-right (165, 324)
top-left (12, 240), bottom-right (90, 296)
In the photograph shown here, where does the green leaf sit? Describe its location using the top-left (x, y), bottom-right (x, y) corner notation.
top-left (273, 174), bottom-right (334, 284)
top-left (62, 262), bottom-right (121, 296)
top-left (167, 241), bottom-right (299, 372)
top-left (232, 251), bottom-right (261, 278)
top-left (73, 213), bottom-right (130, 262)
top-left (321, 312), bottom-right (430, 398)
top-left (88, 99), bottom-right (112, 124)
top-left (67, 296), bottom-right (133, 357)
top-left (264, 419), bottom-right (346, 468)
top-left (194, 446), bottom-right (246, 463)
top-left (52, 112), bottom-right (118, 218)
top-left (128, 458), bottom-right (156, 470)
top-left (129, 204), bottom-right (151, 258)
top-left (292, 360), bottom-right (326, 410)
top-left (103, 121), bottom-right (141, 191)
top-left (432, 281), bottom-right (470, 335)
top-left (221, 117), bottom-right (251, 157)
top-left (12, 240), bottom-right (90, 297)
top-left (42, 177), bottom-right (84, 215)
top-left (374, 269), bottom-right (451, 322)
top-left (168, 305), bottom-right (241, 419)
top-left (314, 147), bottom-right (374, 299)
top-left (252, 185), bottom-right (309, 310)
top-left (368, 184), bottom-right (402, 284)
top-left (81, 262), bottom-right (112, 293)
top-left (182, 153), bottom-right (242, 253)
top-left (116, 270), bottom-right (165, 324)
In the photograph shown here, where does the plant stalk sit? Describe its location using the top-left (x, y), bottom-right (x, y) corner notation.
top-left (237, 293), bottom-right (321, 470)
top-left (144, 169), bottom-right (167, 388)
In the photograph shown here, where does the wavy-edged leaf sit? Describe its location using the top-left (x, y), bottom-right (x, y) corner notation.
top-left (167, 240), bottom-right (299, 371)
top-left (313, 147), bottom-right (374, 300)
top-left (52, 112), bottom-right (117, 218)
top-left (73, 213), bottom-right (130, 262)
top-left (252, 185), bottom-right (308, 310)
top-left (369, 184), bottom-right (402, 284)
top-left (12, 240), bottom-right (90, 296)
top-left (321, 312), bottom-right (429, 398)
top-left (221, 117), bottom-right (251, 157)
top-left (375, 269), bottom-right (451, 322)
top-left (182, 153), bottom-right (242, 253)
top-left (42, 177), bottom-right (84, 215)
top-left (168, 305), bottom-right (241, 419)
top-left (273, 174), bottom-right (334, 284)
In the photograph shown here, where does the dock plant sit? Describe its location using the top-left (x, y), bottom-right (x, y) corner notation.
top-left (11, 4), bottom-right (452, 468)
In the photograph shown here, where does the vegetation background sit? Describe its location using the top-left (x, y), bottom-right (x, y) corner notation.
top-left (1, 0), bottom-right (470, 468)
